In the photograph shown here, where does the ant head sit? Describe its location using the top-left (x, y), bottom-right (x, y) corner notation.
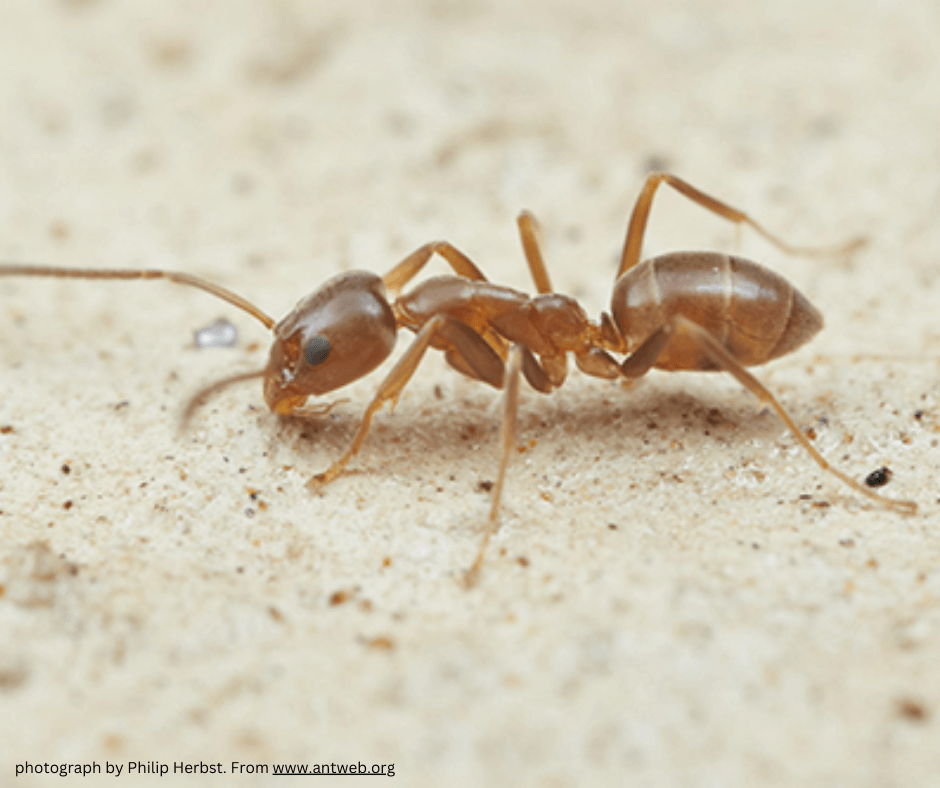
top-left (263, 271), bottom-right (397, 414)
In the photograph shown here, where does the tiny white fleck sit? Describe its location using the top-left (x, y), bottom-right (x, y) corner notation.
top-left (194, 318), bottom-right (238, 349)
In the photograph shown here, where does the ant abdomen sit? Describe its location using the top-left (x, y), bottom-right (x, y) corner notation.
top-left (611, 251), bottom-right (824, 371)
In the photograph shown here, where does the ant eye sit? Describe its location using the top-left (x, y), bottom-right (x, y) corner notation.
top-left (305, 335), bottom-right (331, 366)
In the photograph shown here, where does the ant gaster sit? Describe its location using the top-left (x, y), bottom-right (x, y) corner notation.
top-left (0, 173), bottom-right (917, 586)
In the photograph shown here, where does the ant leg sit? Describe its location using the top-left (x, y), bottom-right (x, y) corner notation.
top-left (575, 347), bottom-right (622, 380)
top-left (520, 346), bottom-right (555, 393)
top-left (619, 323), bottom-right (676, 379)
top-left (465, 344), bottom-right (524, 588)
top-left (621, 316), bottom-right (917, 514)
top-left (616, 172), bottom-right (866, 279)
top-left (382, 241), bottom-right (489, 294)
top-left (307, 314), bottom-right (505, 488)
top-left (446, 343), bottom-right (553, 394)
top-left (516, 211), bottom-right (554, 294)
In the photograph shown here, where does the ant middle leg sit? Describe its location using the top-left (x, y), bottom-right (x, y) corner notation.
top-left (382, 241), bottom-right (490, 294)
top-left (516, 211), bottom-right (554, 294)
top-left (619, 315), bottom-right (917, 514)
top-left (616, 172), bottom-right (866, 279)
top-left (465, 344), bottom-right (524, 588)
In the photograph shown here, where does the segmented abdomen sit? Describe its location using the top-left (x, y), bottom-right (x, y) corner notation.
top-left (610, 252), bottom-right (823, 370)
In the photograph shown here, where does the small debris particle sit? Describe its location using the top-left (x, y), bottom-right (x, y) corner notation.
top-left (244, 507), bottom-right (255, 518)
top-left (366, 636), bottom-right (394, 651)
top-left (705, 408), bottom-right (726, 426)
top-left (839, 538), bottom-right (855, 548)
top-left (896, 698), bottom-right (929, 723)
top-left (382, 557), bottom-right (392, 568)
top-left (149, 37), bottom-right (194, 70)
top-left (194, 318), bottom-right (238, 349)
top-left (268, 605), bottom-right (283, 622)
top-left (102, 734), bottom-right (124, 753)
top-left (608, 523), bottom-right (618, 530)
top-left (804, 427), bottom-right (817, 440)
top-left (865, 466), bottom-right (892, 488)
top-left (48, 219), bottom-right (70, 241)
top-left (1, 425), bottom-right (15, 435)
top-left (61, 463), bottom-right (71, 475)
top-left (62, 500), bottom-right (73, 511)
top-left (517, 556), bottom-right (530, 567)
top-left (329, 590), bottom-right (349, 606)
top-left (434, 384), bottom-right (444, 400)
top-left (914, 410), bottom-right (923, 420)
top-left (0, 659), bottom-right (28, 690)
top-left (867, 558), bottom-right (879, 569)
top-left (477, 479), bottom-right (494, 493)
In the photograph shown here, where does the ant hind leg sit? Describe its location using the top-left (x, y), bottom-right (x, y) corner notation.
top-left (620, 315), bottom-right (917, 514)
top-left (617, 172), bottom-right (866, 279)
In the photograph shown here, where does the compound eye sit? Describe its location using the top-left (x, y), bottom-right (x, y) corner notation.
top-left (305, 335), bottom-right (331, 366)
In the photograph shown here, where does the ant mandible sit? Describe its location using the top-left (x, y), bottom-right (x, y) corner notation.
top-left (0, 172), bottom-right (917, 586)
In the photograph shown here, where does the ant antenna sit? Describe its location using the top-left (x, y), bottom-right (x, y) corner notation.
top-left (0, 264), bottom-right (276, 330)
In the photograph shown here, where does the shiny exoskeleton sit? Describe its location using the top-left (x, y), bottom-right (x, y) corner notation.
top-left (0, 173), bottom-right (916, 586)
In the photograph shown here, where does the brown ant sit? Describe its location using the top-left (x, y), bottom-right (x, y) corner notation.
top-left (0, 173), bottom-right (917, 586)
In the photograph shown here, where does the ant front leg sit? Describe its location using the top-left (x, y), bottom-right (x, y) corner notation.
top-left (307, 314), bottom-right (505, 488)
top-left (616, 172), bottom-right (866, 279)
top-left (620, 316), bottom-right (917, 514)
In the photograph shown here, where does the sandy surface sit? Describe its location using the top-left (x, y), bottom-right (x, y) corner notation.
top-left (1, 1), bottom-right (939, 786)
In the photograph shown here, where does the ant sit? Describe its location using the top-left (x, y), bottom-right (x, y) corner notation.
top-left (0, 173), bottom-right (917, 586)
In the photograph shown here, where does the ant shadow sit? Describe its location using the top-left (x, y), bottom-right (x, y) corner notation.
top-left (262, 373), bottom-right (803, 481)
